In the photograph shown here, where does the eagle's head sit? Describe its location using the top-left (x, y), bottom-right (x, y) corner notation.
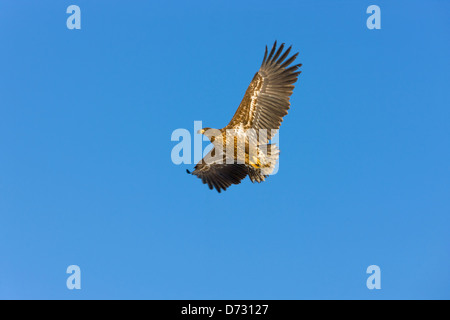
top-left (197, 127), bottom-right (211, 135)
top-left (198, 127), bottom-right (220, 143)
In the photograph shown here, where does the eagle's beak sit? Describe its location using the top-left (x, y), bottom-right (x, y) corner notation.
top-left (197, 129), bottom-right (205, 134)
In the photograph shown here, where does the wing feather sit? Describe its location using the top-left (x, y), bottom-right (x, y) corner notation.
top-left (191, 149), bottom-right (248, 193)
top-left (225, 42), bottom-right (301, 142)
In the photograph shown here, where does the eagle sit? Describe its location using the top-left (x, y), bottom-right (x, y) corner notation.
top-left (187, 41), bottom-right (302, 192)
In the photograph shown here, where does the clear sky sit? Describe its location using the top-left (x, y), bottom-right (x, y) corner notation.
top-left (0, 0), bottom-right (449, 300)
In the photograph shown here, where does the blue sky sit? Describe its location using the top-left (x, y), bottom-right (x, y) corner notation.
top-left (0, 0), bottom-right (449, 299)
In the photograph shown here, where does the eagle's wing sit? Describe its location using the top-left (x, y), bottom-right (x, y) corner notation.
top-left (191, 149), bottom-right (248, 193)
top-left (225, 41), bottom-right (301, 143)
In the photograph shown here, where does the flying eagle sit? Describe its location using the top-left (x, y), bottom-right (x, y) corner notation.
top-left (187, 41), bottom-right (302, 192)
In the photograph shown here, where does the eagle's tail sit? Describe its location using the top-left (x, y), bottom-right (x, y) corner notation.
top-left (260, 143), bottom-right (279, 176)
top-left (247, 144), bottom-right (280, 183)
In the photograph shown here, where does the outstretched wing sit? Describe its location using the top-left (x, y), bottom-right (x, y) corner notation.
top-left (191, 149), bottom-right (248, 193)
top-left (224, 41), bottom-right (301, 143)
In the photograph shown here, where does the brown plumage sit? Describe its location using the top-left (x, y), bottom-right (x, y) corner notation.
top-left (188, 41), bottom-right (302, 192)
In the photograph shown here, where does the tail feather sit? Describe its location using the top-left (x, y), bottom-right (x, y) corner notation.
top-left (260, 144), bottom-right (279, 176)
top-left (247, 144), bottom-right (280, 183)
